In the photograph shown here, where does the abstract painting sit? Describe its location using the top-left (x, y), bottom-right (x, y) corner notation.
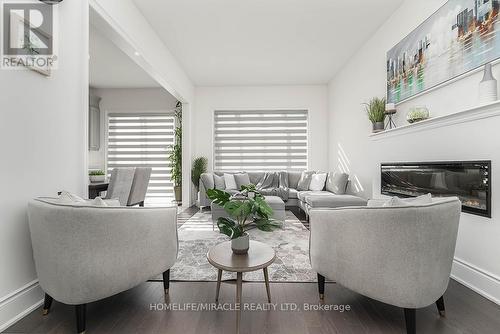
top-left (387, 0), bottom-right (500, 103)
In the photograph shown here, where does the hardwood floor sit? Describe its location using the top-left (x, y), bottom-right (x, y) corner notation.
top-left (5, 280), bottom-right (500, 334)
top-left (6, 207), bottom-right (500, 333)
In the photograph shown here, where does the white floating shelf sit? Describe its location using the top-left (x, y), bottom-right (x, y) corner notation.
top-left (369, 100), bottom-right (500, 141)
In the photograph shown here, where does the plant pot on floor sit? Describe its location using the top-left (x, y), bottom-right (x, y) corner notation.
top-left (372, 122), bottom-right (385, 133)
top-left (231, 233), bottom-right (250, 255)
top-left (174, 186), bottom-right (182, 203)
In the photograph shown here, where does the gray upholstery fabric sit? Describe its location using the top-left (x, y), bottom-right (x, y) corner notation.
top-left (297, 171), bottom-right (315, 191)
top-left (127, 167), bottom-right (152, 206)
top-left (214, 174), bottom-right (225, 190)
top-left (105, 168), bottom-right (135, 206)
top-left (326, 171), bottom-right (349, 194)
top-left (288, 189), bottom-right (299, 199)
top-left (200, 173), bottom-right (215, 190)
top-left (306, 194), bottom-right (367, 208)
top-left (256, 172), bottom-right (289, 201)
top-left (28, 198), bottom-right (178, 305)
top-left (234, 173), bottom-right (251, 189)
top-left (287, 171), bottom-right (302, 189)
top-left (248, 172), bottom-right (265, 185)
top-left (309, 197), bottom-right (461, 309)
top-left (297, 190), bottom-right (332, 202)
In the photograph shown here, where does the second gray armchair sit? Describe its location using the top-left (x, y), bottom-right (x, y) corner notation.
top-left (309, 197), bottom-right (461, 334)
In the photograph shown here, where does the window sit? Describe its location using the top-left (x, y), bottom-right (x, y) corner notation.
top-left (107, 113), bottom-right (175, 206)
top-left (213, 110), bottom-right (308, 171)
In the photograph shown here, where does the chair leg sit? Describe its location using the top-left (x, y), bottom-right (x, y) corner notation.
top-left (42, 294), bottom-right (53, 315)
top-left (436, 295), bottom-right (446, 317)
top-left (404, 308), bottom-right (416, 334)
top-left (163, 270), bottom-right (170, 298)
top-left (139, 201), bottom-right (144, 207)
top-left (75, 304), bottom-right (86, 334)
top-left (317, 273), bottom-right (325, 300)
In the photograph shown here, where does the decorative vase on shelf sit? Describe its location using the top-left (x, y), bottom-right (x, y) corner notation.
top-left (479, 63), bottom-right (498, 104)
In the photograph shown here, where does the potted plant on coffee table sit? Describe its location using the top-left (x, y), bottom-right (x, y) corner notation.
top-left (89, 170), bottom-right (105, 183)
top-left (206, 185), bottom-right (282, 254)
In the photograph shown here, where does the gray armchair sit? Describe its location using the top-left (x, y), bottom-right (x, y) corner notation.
top-left (28, 198), bottom-right (178, 334)
top-left (309, 197), bottom-right (461, 334)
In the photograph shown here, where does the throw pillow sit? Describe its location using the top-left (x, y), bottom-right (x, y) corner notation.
top-left (213, 174), bottom-right (226, 190)
top-left (58, 191), bottom-right (87, 204)
top-left (326, 172), bottom-right (349, 194)
top-left (200, 173), bottom-right (215, 190)
top-left (297, 171), bottom-right (315, 191)
top-left (383, 193), bottom-right (432, 207)
top-left (234, 173), bottom-right (251, 190)
top-left (224, 173), bottom-right (238, 190)
top-left (309, 173), bottom-right (327, 191)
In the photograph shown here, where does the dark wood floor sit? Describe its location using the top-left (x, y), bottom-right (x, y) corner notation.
top-left (5, 280), bottom-right (500, 334)
top-left (6, 207), bottom-right (500, 333)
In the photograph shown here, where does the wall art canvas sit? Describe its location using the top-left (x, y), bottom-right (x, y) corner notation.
top-left (387, 0), bottom-right (500, 103)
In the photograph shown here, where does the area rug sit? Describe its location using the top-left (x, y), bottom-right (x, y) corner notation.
top-left (166, 210), bottom-right (315, 282)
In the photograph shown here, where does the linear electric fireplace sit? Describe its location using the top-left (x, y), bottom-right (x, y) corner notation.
top-left (381, 161), bottom-right (491, 218)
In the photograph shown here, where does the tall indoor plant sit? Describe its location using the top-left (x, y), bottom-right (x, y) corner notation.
top-left (364, 97), bottom-right (386, 133)
top-left (206, 185), bottom-right (282, 254)
top-left (169, 101), bottom-right (183, 203)
top-left (191, 156), bottom-right (208, 191)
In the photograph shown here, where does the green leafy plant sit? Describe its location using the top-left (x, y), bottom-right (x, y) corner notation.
top-left (169, 101), bottom-right (183, 188)
top-left (364, 97), bottom-right (386, 123)
top-left (89, 170), bottom-right (105, 176)
top-left (191, 157), bottom-right (208, 191)
top-left (206, 185), bottom-right (282, 239)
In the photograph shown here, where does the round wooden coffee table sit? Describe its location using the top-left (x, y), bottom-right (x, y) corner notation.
top-left (207, 240), bottom-right (276, 334)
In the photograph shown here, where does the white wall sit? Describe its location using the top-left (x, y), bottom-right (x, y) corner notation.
top-left (0, 0), bottom-right (89, 330)
top-left (328, 0), bottom-right (500, 304)
top-left (193, 85), bottom-right (329, 172)
top-left (90, 0), bottom-right (196, 206)
top-left (88, 87), bottom-right (178, 170)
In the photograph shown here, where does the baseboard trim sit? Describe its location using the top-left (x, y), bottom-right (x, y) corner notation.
top-left (0, 280), bottom-right (44, 332)
top-left (452, 257), bottom-right (500, 305)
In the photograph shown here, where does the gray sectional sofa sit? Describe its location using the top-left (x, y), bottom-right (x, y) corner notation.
top-left (199, 171), bottom-right (367, 215)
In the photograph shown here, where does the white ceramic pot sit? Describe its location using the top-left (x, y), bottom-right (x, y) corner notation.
top-left (231, 233), bottom-right (249, 255)
top-left (89, 175), bottom-right (105, 183)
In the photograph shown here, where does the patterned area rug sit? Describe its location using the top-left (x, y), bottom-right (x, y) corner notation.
top-left (168, 210), bottom-right (315, 282)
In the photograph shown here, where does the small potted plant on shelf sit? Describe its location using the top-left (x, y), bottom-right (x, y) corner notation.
top-left (406, 106), bottom-right (430, 124)
top-left (89, 170), bottom-right (105, 183)
top-left (364, 97), bottom-right (386, 133)
top-left (206, 185), bottom-right (282, 254)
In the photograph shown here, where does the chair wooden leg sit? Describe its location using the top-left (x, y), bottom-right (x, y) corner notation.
top-left (139, 201), bottom-right (144, 207)
top-left (75, 304), bottom-right (86, 334)
top-left (163, 270), bottom-right (170, 298)
top-left (317, 273), bottom-right (325, 300)
top-left (42, 294), bottom-right (53, 315)
top-left (436, 295), bottom-right (446, 317)
top-left (404, 308), bottom-right (416, 334)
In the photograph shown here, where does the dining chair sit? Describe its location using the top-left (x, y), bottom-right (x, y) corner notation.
top-left (104, 167), bottom-right (135, 206)
top-left (127, 167), bottom-right (152, 206)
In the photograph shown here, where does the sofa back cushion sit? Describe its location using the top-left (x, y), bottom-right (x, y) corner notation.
top-left (326, 172), bottom-right (349, 194)
top-left (297, 171), bottom-right (315, 191)
top-left (214, 174), bottom-right (226, 190)
top-left (234, 173), bottom-right (251, 189)
top-left (200, 173), bottom-right (215, 190)
top-left (248, 172), bottom-right (265, 185)
top-left (288, 171), bottom-right (302, 189)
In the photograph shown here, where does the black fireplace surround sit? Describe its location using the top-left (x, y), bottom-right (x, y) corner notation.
top-left (381, 161), bottom-right (491, 218)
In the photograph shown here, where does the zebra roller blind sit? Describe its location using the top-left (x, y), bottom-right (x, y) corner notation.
top-left (107, 113), bottom-right (175, 206)
top-left (213, 110), bottom-right (308, 171)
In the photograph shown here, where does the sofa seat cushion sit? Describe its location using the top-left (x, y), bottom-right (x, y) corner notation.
top-left (297, 191), bottom-right (332, 202)
top-left (288, 189), bottom-right (299, 199)
top-left (306, 194), bottom-right (367, 208)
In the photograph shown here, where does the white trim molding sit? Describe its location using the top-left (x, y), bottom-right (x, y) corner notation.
top-left (452, 257), bottom-right (500, 305)
top-left (370, 100), bottom-right (500, 141)
top-left (0, 280), bottom-right (44, 332)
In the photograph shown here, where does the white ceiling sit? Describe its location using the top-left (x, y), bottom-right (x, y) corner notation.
top-left (133, 0), bottom-right (404, 86)
top-left (89, 24), bottom-right (159, 89)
